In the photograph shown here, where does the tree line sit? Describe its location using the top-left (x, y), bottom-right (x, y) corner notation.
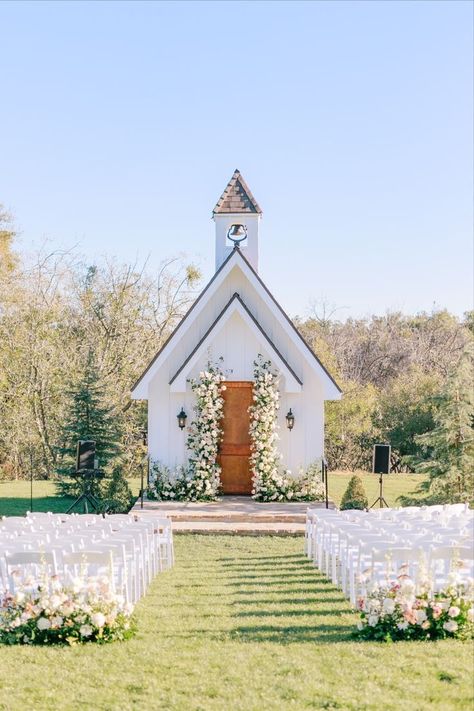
top-left (1, 205), bottom-right (472, 503)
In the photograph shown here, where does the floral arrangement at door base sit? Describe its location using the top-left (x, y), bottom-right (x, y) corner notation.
top-left (0, 574), bottom-right (135, 646)
top-left (355, 570), bottom-right (474, 642)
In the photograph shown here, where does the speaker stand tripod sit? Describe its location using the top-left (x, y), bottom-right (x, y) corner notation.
top-left (66, 472), bottom-right (103, 514)
top-left (370, 474), bottom-right (389, 509)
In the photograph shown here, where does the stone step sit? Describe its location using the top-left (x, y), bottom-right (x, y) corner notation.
top-left (171, 520), bottom-right (305, 536)
top-left (168, 512), bottom-right (306, 523)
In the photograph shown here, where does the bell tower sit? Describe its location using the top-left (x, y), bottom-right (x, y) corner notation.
top-left (212, 169), bottom-right (262, 272)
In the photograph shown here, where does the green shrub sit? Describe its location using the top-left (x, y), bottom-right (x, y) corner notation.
top-left (340, 474), bottom-right (368, 510)
top-left (100, 467), bottom-right (135, 513)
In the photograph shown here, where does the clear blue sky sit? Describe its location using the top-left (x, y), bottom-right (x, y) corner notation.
top-left (1, 0), bottom-right (472, 320)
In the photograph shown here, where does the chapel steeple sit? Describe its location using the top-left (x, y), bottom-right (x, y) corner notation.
top-left (212, 169), bottom-right (262, 272)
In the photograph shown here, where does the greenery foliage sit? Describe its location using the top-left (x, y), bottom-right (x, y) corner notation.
top-left (0, 228), bottom-right (200, 482)
top-left (339, 474), bottom-right (369, 510)
top-left (56, 354), bottom-right (122, 497)
top-left (408, 344), bottom-right (474, 504)
top-left (100, 465), bottom-right (136, 513)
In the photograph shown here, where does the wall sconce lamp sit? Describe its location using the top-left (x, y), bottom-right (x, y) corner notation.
top-left (286, 408), bottom-right (295, 431)
top-left (140, 429), bottom-right (148, 447)
top-left (177, 407), bottom-right (187, 430)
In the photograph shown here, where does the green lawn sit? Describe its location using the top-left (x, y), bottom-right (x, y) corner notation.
top-left (329, 471), bottom-right (420, 508)
top-left (0, 535), bottom-right (471, 711)
top-left (0, 473), bottom-right (419, 517)
top-left (0, 479), bottom-right (142, 517)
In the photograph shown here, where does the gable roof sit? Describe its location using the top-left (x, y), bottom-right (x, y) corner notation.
top-left (213, 169), bottom-right (262, 215)
top-left (169, 292), bottom-right (302, 392)
top-left (131, 247), bottom-right (341, 398)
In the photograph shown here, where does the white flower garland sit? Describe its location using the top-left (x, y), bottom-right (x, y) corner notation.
top-left (148, 360), bottom-right (225, 501)
top-left (249, 355), bottom-right (326, 502)
top-left (186, 360), bottom-right (226, 500)
top-left (249, 356), bottom-right (288, 501)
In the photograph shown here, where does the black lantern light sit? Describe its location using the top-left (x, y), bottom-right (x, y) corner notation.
top-left (286, 408), bottom-right (295, 431)
top-left (141, 429), bottom-right (148, 447)
top-left (177, 407), bottom-right (187, 430)
top-left (227, 223), bottom-right (247, 248)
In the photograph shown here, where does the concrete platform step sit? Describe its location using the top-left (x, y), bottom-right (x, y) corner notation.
top-left (168, 512), bottom-right (306, 523)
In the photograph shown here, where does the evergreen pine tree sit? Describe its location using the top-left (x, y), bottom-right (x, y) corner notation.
top-left (56, 354), bottom-right (121, 497)
top-left (412, 343), bottom-right (474, 503)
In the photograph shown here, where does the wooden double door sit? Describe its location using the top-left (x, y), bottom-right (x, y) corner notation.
top-left (218, 381), bottom-right (253, 495)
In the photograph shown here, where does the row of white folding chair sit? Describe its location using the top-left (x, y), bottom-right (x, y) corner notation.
top-left (328, 528), bottom-right (473, 605)
top-left (135, 515), bottom-right (174, 569)
top-left (2, 523), bottom-right (147, 603)
top-left (305, 509), bottom-right (339, 558)
top-left (310, 513), bottom-right (473, 599)
top-left (1, 513), bottom-right (173, 596)
top-left (365, 543), bottom-right (474, 597)
top-left (2, 543), bottom-right (135, 603)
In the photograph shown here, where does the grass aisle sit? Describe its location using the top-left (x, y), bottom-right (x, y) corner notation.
top-left (0, 535), bottom-right (472, 711)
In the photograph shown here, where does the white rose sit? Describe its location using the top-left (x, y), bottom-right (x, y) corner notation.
top-left (91, 612), bottom-right (106, 628)
top-left (400, 580), bottom-right (416, 595)
top-left (50, 616), bottom-right (64, 628)
top-left (80, 624), bottom-right (93, 637)
top-left (397, 621), bottom-right (409, 631)
top-left (415, 610), bottom-right (427, 624)
top-left (49, 595), bottom-right (62, 610)
top-left (448, 606), bottom-right (461, 618)
top-left (368, 614), bottom-right (379, 627)
top-left (382, 598), bottom-right (396, 615)
top-left (37, 617), bottom-right (51, 631)
top-left (443, 620), bottom-right (458, 633)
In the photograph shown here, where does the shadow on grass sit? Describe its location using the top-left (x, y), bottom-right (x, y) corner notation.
top-left (235, 608), bottom-right (350, 618)
top-left (218, 554), bottom-right (305, 563)
top-left (0, 496), bottom-right (75, 517)
top-left (234, 596), bottom-right (345, 605)
top-left (230, 623), bottom-right (353, 644)
top-left (218, 551), bottom-right (357, 645)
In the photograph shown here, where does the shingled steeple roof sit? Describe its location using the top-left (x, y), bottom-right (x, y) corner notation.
top-left (213, 169), bottom-right (262, 215)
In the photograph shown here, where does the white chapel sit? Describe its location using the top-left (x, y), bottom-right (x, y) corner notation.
top-left (131, 170), bottom-right (341, 494)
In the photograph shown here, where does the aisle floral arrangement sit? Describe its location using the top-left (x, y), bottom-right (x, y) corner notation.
top-left (148, 359), bottom-right (225, 501)
top-left (355, 569), bottom-right (474, 642)
top-left (249, 356), bottom-right (325, 502)
top-left (0, 573), bottom-right (135, 646)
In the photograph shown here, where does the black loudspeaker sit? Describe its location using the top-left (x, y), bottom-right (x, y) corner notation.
top-left (76, 440), bottom-right (96, 471)
top-left (373, 444), bottom-right (391, 474)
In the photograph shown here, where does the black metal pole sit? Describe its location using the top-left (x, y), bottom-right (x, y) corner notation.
top-left (30, 451), bottom-right (33, 513)
top-left (323, 458), bottom-right (329, 509)
top-left (140, 459), bottom-right (144, 509)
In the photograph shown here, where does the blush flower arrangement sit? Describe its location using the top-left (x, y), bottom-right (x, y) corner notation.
top-left (0, 573), bottom-right (135, 646)
top-left (355, 568), bottom-right (474, 642)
